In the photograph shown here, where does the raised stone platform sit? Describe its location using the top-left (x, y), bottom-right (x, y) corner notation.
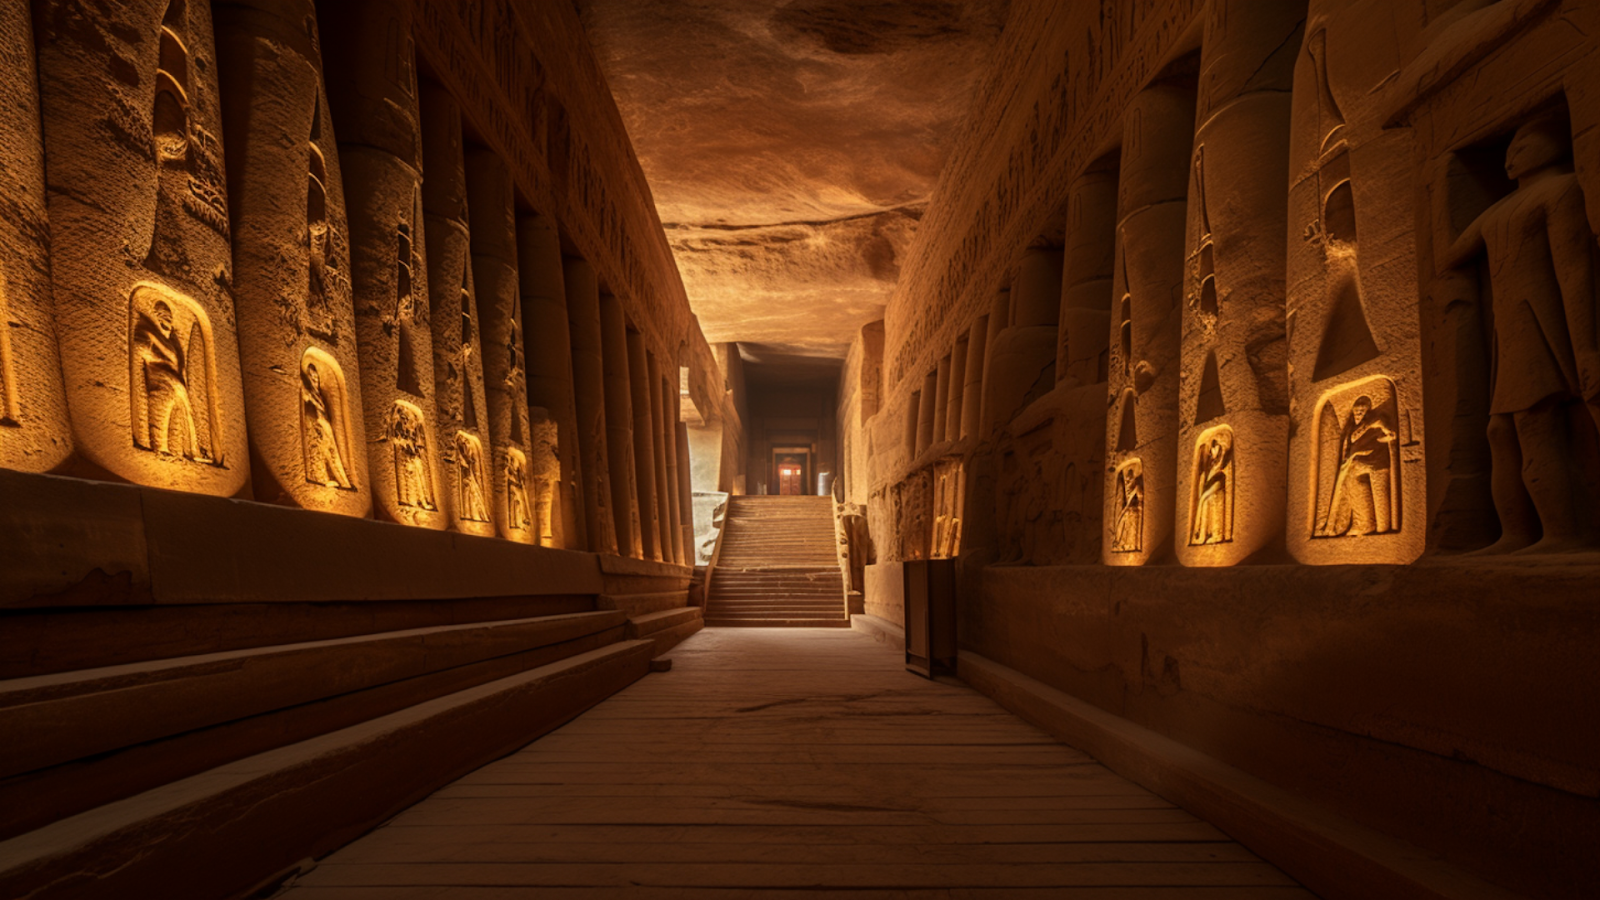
top-left (956, 560), bottom-right (1599, 899)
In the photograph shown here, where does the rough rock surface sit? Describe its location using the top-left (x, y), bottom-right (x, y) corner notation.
top-left (577, 0), bottom-right (1008, 360)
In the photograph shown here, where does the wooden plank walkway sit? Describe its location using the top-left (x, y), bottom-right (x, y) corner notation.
top-left (280, 628), bottom-right (1315, 899)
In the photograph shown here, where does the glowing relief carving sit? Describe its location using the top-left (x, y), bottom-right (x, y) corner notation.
top-left (1188, 425), bottom-right (1234, 546)
top-left (130, 287), bottom-right (221, 464)
top-left (389, 401), bottom-right (436, 510)
top-left (300, 350), bottom-right (355, 490)
top-left (453, 430), bottom-right (490, 522)
top-left (1111, 459), bottom-right (1144, 553)
top-left (1314, 378), bottom-right (1399, 538)
top-left (506, 446), bottom-right (533, 532)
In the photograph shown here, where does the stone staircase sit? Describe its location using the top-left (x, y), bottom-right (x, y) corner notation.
top-left (705, 496), bottom-right (848, 627)
top-left (0, 470), bottom-right (695, 900)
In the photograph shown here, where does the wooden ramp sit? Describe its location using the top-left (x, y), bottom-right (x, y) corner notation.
top-left (279, 628), bottom-right (1314, 898)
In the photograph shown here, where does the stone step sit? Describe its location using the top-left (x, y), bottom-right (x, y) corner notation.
top-left (597, 591), bottom-right (689, 616)
top-left (0, 640), bottom-right (657, 900)
top-left (0, 610), bottom-right (626, 782)
top-left (704, 617), bottom-right (850, 628)
top-left (624, 607), bottom-right (704, 657)
top-left (0, 612), bottom-right (627, 840)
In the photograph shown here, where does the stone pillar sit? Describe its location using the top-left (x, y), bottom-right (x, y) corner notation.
top-left (904, 390), bottom-right (921, 457)
top-left (600, 294), bottom-right (641, 558)
top-left (0, 0), bottom-right (71, 474)
top-left (977, 289), bottom-right (1011, 435)
top-left (518, 212), bottom-right (582, 549)
top-left (418, 86), bottom-right (490, 536)
top-left (321, 0), bottom-right (445, 528)
top-left (465, 149), bottom-right (537, 544)
top-left (215, 0), bottom-right (368, 515)
top-left (984, 250), bottom-right (1063, 433)
top-left (960, 315), bottom-right (988, 440)
top-left (528, 405), bottom-right (561, 548)
top-left (1177, 0), bottom-right (1301, 566)
top-left (1286, 4), bottom-right (1424, 564)
top-left (1102, 80), bottom-right (1195, 565)
top-left (932, 354), bottom-right (951, 449)
top-left (676, 419), bottom-right (695, 564)
top-left (1058, 159), bottom-right (1120, 387)
top-left (626, 332), bottom-right (660, 560)
top-left (565, 258), bottom-right (616, 554)
top-left (945, 336), bottom-right (968, 443)
top-left (651, 354), bottom-right (681, 564)
top-left (916, 369), bottom-right (938, 456)
top-left (37, 0), bottom-right (248, 496)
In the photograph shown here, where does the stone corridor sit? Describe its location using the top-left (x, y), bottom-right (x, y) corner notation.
top-left (278, 629), bottom-right (1311, 898)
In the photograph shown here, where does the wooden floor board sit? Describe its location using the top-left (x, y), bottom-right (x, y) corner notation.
top-left (278, 628), bottom-right (1313, 897)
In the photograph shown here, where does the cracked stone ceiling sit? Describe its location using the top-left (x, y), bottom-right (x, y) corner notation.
top-left (576, 0), bottom-right (1009, 368)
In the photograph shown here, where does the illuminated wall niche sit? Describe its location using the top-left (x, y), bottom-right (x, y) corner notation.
top-left (214, 1), bottom-right (370, 514)
top-left (1284, 13), bottom-right (1423, 565)
top-left (505, 445), bottom-right (535, 537)
top-left (1110, 458), bottom-right (1144, 553)
top-left (300, 348), bottom-right (357, 491)
top-left (453, 430), bottom-right (491, 523)
top-left (129, 286), bottom-right (223, 465)
top-left (36, 0), bottom-right (247, 494)
top-left (389, 400), bottom-right (437, 517)
top-left (1187, 424), bottom-right (1235, 548)
top-left (930, 458), bottom-right (963, 559)
top-left (1311, 375), bottom-right (1400, 540)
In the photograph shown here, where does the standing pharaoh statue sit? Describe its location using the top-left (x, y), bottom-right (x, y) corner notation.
top-left (133, 300), bottom-right (201, 459)
top-left (1442, 111), bottom-right (1600, 553)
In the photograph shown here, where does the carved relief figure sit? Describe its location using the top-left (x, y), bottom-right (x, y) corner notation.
top-left (300, 351), bottom-right (354, 490)
top-left (1441, 110), bottom-right (1600, 552)
top-left (389, 401), bottom-right (436, 510)
top-left (130, 288), bottom-right (217, 464)
top-left (1189, 425), bottom-right (1234, 546)
top-left (1315, 383), bottom-right (1399, 538)
top-left (1111, 459), bottom-right (1144, 553)
top-left (453, 430), bottom-right (490, 521)
top-left (506, 447), bottom-right (533, 532)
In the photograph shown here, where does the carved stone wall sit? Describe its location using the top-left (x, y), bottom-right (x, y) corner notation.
top-left (836, 0), bottom-right (1600, 894)
top-left (5, 0), bottom-right (732, 559)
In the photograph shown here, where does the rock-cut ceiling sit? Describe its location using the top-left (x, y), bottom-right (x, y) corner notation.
top-left (576, 0), bottom-right (1008, 365)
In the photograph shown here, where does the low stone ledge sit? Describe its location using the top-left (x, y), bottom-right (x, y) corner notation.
top-left (958, 651), bottom-right (1525, 900)
top-left (1, 469), bottom-right (602, 608)
top-left (850, 613), bottom-right (906, 651)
